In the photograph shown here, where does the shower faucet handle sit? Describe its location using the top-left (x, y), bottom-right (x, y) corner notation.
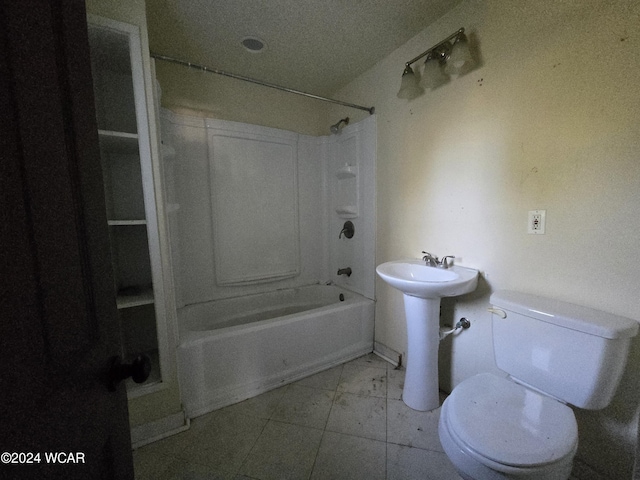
top-left (339, 221), bottom-right (355, 239)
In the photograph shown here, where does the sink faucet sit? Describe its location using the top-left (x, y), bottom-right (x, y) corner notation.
top-left (421, 251), bottom-right (438, 267)
top-left (421, 251), bottom-right (455, 269)
top-left (439, 256), bottom-right (455, 269)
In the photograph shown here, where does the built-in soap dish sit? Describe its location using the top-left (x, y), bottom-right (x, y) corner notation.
top-left (336, 165), bottom-right (357, 179)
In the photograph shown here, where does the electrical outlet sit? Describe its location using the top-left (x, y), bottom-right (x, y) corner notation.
top-left (528, 210), bottom-right (546, 234)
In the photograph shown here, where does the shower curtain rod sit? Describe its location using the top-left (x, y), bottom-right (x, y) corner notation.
top-left (151, 53), bottom-right (375, 115)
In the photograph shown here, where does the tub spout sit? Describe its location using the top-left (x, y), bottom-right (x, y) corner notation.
top-left (337, 267), bottom-right (352, 277)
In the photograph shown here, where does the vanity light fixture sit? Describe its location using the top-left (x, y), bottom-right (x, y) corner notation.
top-left (397, 27), bottom-right (474, 99)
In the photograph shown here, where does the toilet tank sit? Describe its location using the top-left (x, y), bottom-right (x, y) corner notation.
top-left (490, 290), bottom-right (638, 410)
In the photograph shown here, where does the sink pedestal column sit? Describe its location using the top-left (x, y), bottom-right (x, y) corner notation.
top-left (402, 294), bottom-right (441, 411)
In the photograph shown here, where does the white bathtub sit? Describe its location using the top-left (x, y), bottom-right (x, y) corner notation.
top-left (177, 284), bottom-right (375, 418)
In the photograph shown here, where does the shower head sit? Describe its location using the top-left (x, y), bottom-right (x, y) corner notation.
top-left (330, 117), bottom-right (349, 134)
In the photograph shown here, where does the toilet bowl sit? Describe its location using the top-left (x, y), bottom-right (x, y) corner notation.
top-left (437, 290), bottom-right (638, 480)
top-left (438, 373), bottom-right (577, 480)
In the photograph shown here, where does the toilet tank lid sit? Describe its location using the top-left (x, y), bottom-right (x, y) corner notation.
top-left (490, 290), bottom-right (639, 339)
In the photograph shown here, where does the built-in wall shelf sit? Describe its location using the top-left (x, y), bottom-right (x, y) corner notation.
top-left (90, 17), bottom-right (167, 395)
top-left (108, 219), bottom-right (147, 226)
top-left (336, 164), bottom-right (357, 179)
top-left (335, 205), bottom-right (358, 218)
top-left (335, 156), bottom-right (358, 218)
top-left (98, 130), bottom-right (139, 153)
top-left (117, 288), bottom-right (155, 309)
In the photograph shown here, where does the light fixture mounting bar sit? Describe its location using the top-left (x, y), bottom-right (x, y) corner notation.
top-left (403, 28), bottom-right (465, 67)
top-left (151, 53), bottom-right (375, 115)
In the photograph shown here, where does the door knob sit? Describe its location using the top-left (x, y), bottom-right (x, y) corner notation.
top-left (108, 354), bottom-right (151, 391)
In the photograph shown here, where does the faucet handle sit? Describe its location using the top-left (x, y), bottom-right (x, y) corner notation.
top-left (421, 251), bottom-right (438, 266)
top-left (439, 256), bottom-right (455, 268)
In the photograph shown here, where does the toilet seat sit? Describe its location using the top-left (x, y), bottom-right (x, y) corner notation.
top-left (445, 373), bottom-right (578, 468)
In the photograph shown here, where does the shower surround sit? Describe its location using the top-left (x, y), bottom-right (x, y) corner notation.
top-left (160, 110), bottom-right (376, 415)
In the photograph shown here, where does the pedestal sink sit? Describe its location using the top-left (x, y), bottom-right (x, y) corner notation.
top-left (376, 260), bottom-right (478, 411)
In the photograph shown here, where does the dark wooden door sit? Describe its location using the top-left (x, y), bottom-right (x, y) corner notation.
top-left (0, 0), bottom-right (133, 478)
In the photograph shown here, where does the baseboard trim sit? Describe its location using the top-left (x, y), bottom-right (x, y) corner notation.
top-left (131, 410), bottom-right (190, 449)
top-left (373, 341), bottom-right (402, 368)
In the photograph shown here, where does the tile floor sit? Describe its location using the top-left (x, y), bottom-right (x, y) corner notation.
top-left (133, 353), bottom-right (464, 480)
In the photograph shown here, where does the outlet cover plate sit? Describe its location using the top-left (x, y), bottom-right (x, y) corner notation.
top-left (528, 210), bottom-right (546, 234)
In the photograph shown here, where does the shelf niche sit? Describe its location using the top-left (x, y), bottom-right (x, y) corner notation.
top-left (89, 19), bottom-right (164, 394)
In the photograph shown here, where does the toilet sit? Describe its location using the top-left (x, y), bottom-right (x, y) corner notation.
top-left (438, 290), bottom-right (639, 480)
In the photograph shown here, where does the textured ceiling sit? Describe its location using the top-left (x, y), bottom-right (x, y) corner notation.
top-left (146, 0), bottom-right (463, 96)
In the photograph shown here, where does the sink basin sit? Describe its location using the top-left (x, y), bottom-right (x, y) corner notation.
top-left (376, 260), bottom-right (478, 299)
top-left (376, 259), bottom-right (479, 411)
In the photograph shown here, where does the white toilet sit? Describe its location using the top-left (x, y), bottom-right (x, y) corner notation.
top-left (438, 290), bottom-right (639, 480)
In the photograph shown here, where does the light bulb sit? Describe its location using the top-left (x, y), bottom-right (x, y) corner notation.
top-left (420, 58), bottom-right (448, 89)
top-left (397, 65), bottom-right (423, 99)
top-left (445, 33), bottom-right (473, 74)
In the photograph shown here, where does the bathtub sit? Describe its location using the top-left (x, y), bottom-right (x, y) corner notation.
top-left (177, 284), bottom-right (375, 418)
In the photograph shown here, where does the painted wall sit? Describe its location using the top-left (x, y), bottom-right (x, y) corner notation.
top-left (332, 0), bottom-right (640, 477)
top-left (154, 60), bottom-right (330, 137)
